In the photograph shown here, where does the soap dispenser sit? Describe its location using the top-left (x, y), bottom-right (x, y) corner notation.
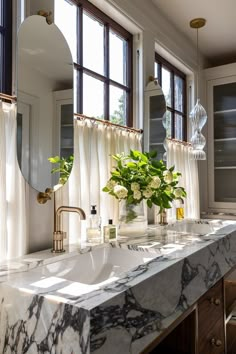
top-left (86, 205), bottom-right (101, 243)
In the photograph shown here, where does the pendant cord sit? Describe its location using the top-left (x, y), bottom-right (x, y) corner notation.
top-left (196, 27), bottom-right (199, 100)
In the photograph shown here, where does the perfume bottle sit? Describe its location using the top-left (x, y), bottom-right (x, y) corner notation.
top-left (86, 205), bottom-right (101, 243)
top-left (103, 219), bottom-right (117, 242)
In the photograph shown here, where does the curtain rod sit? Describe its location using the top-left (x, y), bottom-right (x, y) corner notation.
top-left (167, 138), bottom-right (192, 146)
top-left (74, 113), bottom-right (143, 134)
top-left (0, 93), bottom-right (17, 103)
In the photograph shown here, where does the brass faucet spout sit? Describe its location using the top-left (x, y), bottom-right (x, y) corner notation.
top-left (52, 206), bottom-right (86, 253)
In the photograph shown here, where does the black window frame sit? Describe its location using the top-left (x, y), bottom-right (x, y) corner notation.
top-left (70, 0), bottom-right (133, 126)
top-left (155, 53), bottom-right (187, 141)
top-left (0, 0), bottom-right (12, 94)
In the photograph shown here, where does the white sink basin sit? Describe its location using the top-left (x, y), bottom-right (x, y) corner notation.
top-left (166, 219), bottom-right (226, 235)
top-left (41, 247), bottom-right (156, 285)
top-left (9, 247), bottom-right (157, 297)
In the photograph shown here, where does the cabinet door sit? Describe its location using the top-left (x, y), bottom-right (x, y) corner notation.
top-left (198, 280), bottom-right (225, 354)
top-left (208, 75), bottom-right (236, 210)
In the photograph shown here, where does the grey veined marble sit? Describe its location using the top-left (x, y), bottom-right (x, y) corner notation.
top-left (0, 219), bottom-right (236, 353)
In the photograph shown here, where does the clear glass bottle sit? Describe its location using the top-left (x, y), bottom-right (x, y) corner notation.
top-left (103, 219), bottom-right (117, 242)
top-left (86, 205), bottom-right (101, 243)
top-left (176, 198), bottom-right (184, 220)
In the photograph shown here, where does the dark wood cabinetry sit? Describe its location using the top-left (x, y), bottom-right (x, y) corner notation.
top-left (198, 280), bottom-right (225, 354)
top-left (143, 279), bottom-right (226, 354)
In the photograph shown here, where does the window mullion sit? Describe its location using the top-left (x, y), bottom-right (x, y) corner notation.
top-left (104, 23), bottom-right (109, 120)
top-left (171, 70), bottom-right (175, 138)
top-left (78, 5), bottom-right (83, 113)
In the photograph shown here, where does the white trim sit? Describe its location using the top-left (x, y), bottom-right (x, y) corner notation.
top-left (207, 75), bottom-right (236, 210)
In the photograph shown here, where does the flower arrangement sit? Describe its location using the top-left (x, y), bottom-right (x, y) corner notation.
top-left (103, 150), bottom-right (186, 215)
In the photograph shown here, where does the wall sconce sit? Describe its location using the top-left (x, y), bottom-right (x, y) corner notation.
top-left (189, 18), bottom-right (207, 160)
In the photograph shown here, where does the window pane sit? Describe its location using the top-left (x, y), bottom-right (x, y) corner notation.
top-left (154, 62), bottom-right (159, 79)
top-left (165, 110), bottom-right (172, 138)
top-left (162, 67), bottom-right (172, 107)
top-left (175, 114), bottom-right (183, 140)
top-left (83, 74), bottom-right (104, 118)
top-left (83, 12), bottom-right (104, 75)
top-left (174, 75), bottom-right (184, 112)
top-left (109, 30), bottom-right (127, 85)
top-left (0, 33), bottom-right (2, 90)
top-left (110, 85), bottom-right (126, 125)
top-left (55, 0), bottom-right (77, 60)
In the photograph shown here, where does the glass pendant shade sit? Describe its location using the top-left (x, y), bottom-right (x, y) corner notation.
top-left (189, 18), bottom-right (207, 160)
top-left (189, 98), bottom-right (207, 131)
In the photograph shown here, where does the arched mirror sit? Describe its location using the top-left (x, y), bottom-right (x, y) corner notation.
top-left (144, 79), bottom-right (167, 160)
top-left (17, 15), bottom-right (74, 192)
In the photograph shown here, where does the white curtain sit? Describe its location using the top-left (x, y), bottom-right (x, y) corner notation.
top-left (0, 102), bottom-right (28, 261)
top-left (55, 119), bottom-right (142, 244)
top-left (166, 139), bottom-right (200, 221)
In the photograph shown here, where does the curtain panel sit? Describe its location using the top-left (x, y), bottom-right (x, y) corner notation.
top-left (55, 119), bottom-right (142, 244)
top-left (166, 139), bottom-right (200, 221)
top-left (0, 102), bottom-right (28, 260)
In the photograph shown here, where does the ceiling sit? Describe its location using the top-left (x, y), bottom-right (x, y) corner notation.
top-left (152, 0), bottom-right (236, 67)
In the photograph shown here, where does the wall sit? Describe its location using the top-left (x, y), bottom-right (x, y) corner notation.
top-left (14, 0), bottom-right (208, 253)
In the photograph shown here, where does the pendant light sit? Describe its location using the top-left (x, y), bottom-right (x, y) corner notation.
top-left (189, 18), bottom-right (207, 160)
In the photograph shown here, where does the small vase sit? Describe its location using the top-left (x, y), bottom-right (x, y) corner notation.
top-left (118, 200), bottom-right (147, 237)
top-left (159, 209), bottom-right (168, 225)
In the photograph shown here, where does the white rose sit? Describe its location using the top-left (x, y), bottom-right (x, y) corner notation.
top-left (106, 179), bottom-right (116, 190)
top-left (163, 170), bottom-right (173, 184)
top-left (143, 188), bottom-right (153, 198)
top-left (114, 185), bottom-right (128, 199)
top-left (165, 185), bottom-right (172, 193)
top-left (174, 188), bottom-right (183, 198)
top-left (133, 190), bottom-right (142, 200)
top-left (131, 182), bottom-right (140, 191)
top-left (149, 176), bottom-right (161, 189)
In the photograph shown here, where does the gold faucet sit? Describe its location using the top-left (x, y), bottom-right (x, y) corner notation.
top-left (52, 206), bottom-right (86, 253)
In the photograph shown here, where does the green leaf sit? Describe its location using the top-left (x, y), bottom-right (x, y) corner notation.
top-left (149, 150), bottom-right (157, 158)
top-left (147, 199), bottom-right (153, 208)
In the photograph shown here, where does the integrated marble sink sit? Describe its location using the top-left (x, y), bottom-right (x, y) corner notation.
top-left (165, 219), bottom-right (225, 235)
top-left (5, 246), bottom-right (157, 297)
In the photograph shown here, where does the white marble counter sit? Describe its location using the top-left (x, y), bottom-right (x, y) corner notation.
top-left (1, 219), bottom-right (236, 353)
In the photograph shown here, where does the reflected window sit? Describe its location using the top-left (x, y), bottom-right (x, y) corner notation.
top-left (155, 54), bottom-right (186, 141)
top-left (55, 1), bottom-right (132, 126)
top-left (0, 0), bottom-right (12, 93)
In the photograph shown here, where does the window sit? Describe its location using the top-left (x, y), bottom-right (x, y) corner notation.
top-left (0, 0), bottom-right (12, 94)
top-left (155, 54), bottom-right (187, 141)
top-left (55, 0), bottom-right (133, 126)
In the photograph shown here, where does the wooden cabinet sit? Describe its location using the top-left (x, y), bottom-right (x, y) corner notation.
top-left (224, 268), bottom-right (236, 354)
top-left (205, 63), bottom-right (236, 213)
top-left (143, 279), bottom-right (226, 354)
top-left (198, 280), bottom-right (225, 354)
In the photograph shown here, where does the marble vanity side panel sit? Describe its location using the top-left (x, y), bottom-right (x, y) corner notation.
top-left (90, 230), bottom-right (236, 354)
top-left (0, 285), bottom-right (90, 354)
top-left (89, 260), bottom-right (185, 354)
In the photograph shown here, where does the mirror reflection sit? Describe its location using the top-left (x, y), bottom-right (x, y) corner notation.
top-left (144, 79), bottom-right (167, 160)
top-left (17, 15), bottom-right (74, 192)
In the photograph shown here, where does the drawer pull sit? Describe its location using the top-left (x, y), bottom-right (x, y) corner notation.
top-left (209, 297), bottom-right (221, 306)
top-left (211, 338), bottom-right (222, 347)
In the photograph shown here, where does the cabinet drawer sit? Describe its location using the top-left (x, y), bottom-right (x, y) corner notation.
top-left (198, 280), bottom-right (224, 326)
top-left (198, 317), bottom-right (225, 354)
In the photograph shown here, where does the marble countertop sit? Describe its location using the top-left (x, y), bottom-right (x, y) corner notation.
top-left (1, 219), bottom-right (236, 354)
